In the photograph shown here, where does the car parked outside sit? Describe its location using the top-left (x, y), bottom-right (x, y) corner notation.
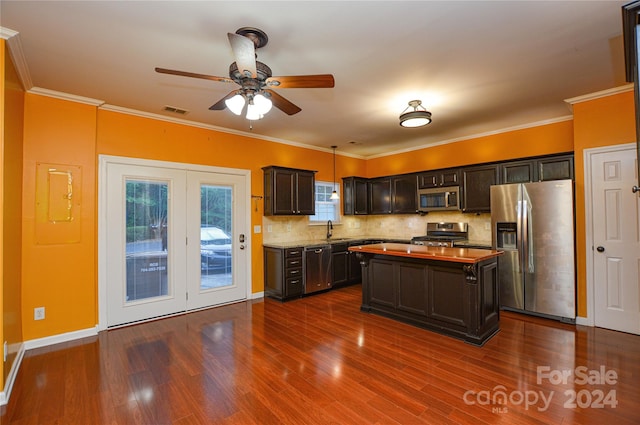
top-left (200, 226), bottom-right (232, 273)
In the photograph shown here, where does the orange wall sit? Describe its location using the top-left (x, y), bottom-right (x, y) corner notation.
top-left (572, 89), bottom-right (636, 317)
top-left (22, 94), bottom-right (97, 340)
top-left (2, 39), bottom-right (25, 389)
top-left (366, 120), bottom-right (574, 177)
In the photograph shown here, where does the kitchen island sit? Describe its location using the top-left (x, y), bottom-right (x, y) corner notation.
top-left (349, 243), bottom-right (502, 346)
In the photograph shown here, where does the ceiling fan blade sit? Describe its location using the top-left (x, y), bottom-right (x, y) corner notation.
top-left (266, 74), bottom-right (335, 89)
top-left (228, 32), bottom-right (257, 78)
top-left (265, 89), bottom-right (302, 115)
top-left (155, 67), bottom-right (234, 84)
top-left (209, 91), bottom-right (237, 110)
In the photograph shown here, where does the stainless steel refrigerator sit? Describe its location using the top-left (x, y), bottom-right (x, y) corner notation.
top-left (490, 180), bottom-right (576, 322)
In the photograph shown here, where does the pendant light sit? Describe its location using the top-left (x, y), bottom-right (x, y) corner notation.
top-left (330, 145), bottom-right (339, 200)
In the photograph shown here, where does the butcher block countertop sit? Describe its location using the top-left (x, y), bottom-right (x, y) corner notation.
top-left (348, 243), bottom-right (503, 264)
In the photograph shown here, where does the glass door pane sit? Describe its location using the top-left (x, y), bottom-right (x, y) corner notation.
top-left (104, 161), bottom-right (187, 327)
top-left (200, 184), bottom-right (233, 290)
top-left (125, 179), bottom-right (169, 302)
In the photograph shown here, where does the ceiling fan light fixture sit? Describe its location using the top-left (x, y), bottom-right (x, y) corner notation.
top-left (253, 93), bottom-right (273, 115)
top-left (245, 102), bottom-right (264, 121)
top-left (399, 100), bottom-right (432, 128)
top-left (225, 94), bottom-right (245, 115)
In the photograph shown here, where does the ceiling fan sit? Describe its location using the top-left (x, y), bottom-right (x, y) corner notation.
top-left (155, 27), bottom-right (335, 119)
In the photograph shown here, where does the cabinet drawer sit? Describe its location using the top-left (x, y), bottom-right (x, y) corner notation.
top-left (285, 248), bottom-right (303, 258)
top-left (286, 267), bottom-right (303, 278)
top-left (286, 277), bottom-right (304, 296)
top-left (286, 257), bottom-right (302, 268)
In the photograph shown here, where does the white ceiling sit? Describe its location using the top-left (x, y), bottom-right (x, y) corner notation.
top-left (0, 1), bottom-right (629, 158)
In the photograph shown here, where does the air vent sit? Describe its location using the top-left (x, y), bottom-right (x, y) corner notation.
top-left (163, 105), bottom-right (189, 115)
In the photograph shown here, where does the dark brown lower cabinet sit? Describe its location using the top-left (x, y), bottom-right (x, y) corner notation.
top-left (264, 246), bottom-right (304, 300)
top-left (359, 254), bottom-right (499, 346)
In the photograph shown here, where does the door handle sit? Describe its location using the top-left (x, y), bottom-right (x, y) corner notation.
top-left (596, 246), bottom-right (605, 253)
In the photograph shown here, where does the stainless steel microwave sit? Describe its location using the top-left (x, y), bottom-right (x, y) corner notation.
top-left (417, 186), bottom-right (461, 212)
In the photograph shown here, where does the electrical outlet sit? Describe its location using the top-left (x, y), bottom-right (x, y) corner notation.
top-left (34, 307), bottom-right (45, 321)
top-left (286, 223), bottom-right (292, 232)
top-left (485, 222), bottom-right (491, 231)
top-left (3, 341), bottom-right (7, 362)
top-left (267, 225), bottom-right (272, 233)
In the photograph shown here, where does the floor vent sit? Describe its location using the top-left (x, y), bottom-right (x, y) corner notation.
top-left (163, 105), bottom-right (189, 115)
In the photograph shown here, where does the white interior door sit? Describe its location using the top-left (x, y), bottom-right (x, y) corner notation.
top-left (100, 156), bottom-right (250, 328)
top-left (590, 145), bottom-right (640, 334)
top-left (185, 171), bottom-right (248, 310)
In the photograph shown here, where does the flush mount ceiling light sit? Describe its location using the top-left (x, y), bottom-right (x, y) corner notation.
top-left (399, 100), bottom-right (432, 128)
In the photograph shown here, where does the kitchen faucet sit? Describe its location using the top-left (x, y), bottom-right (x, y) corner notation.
top-left (327, 220), bottom-right (333, 239)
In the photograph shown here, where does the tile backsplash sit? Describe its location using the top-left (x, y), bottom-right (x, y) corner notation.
top-left (262, 212), bottom-right (492, 244)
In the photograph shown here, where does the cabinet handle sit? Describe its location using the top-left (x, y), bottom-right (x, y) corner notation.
top-left (290, 270), bottom-right (300, 274)
top-left (290, 279), bottom-right (300, 285)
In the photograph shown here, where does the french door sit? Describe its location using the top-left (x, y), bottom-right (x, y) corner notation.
top-left (99, 156), bottom-right (250, 328)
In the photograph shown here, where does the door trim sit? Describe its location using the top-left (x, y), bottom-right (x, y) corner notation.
top-left (97, 155), bottom-right (252, 331)
top-left (582, 142), bottom-right (635, 327)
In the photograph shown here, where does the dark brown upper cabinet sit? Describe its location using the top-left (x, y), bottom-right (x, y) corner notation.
top-left (263, 166), bottom-right (316, 215)
top-left (391, 174), bottom-right (419, 214)
top-left (461, 165), bottom-right (498, 213)
top-left (417, 169), bottom-right (460, 188)
top-left (499, 154), bottom-right (574, 184)
top-left (537, 155), bottom-right (574, 182)
top-left (499, 160), bottom-right (535, 184)
top-left (342, 177), bottom-right (369, 215)
top-left (368, 174), bottom-right (418, 214)
top-left (368, 177), bottom-right (392, 214)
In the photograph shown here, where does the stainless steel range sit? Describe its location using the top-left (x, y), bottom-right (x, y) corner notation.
top-left (411, 222), bottom-right (468, 247)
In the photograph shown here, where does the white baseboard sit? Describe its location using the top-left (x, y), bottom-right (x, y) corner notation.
top-left (0, 343), bottom-right (25, 406)
top-left (575, 316), bottom-right (593, 327)
top-left (23, 326), bottom-right (99, 351)
top-left (251, 291), bottom-right (264, 300)
top-left (1, 327), bottom-right (98, 406)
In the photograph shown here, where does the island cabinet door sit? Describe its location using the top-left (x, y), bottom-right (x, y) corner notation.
top-left (396, 262), bottom-right (429, 316)
top-left (426, 265), bottom-right (470, 332)
top-left (367, 259), bottom-right (396, 308)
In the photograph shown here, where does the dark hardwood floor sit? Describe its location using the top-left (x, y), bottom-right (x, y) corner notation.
top-left (2, 284), bottom-right (639, 424)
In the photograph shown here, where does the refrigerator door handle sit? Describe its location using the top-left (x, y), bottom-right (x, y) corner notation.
top-left (516, 200), bottom-right (523, 273)
top-left (522, 199), bottom-right (534, 272)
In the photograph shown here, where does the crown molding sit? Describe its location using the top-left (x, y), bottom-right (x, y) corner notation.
top-left (564, 83), bottom-right (634, 106)
top-left (1, 27), bottom-right (33, 90)
top-left (366, 115), bottom-right (574, 160)
top-left (28, 87), bottom-right (105, 106)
